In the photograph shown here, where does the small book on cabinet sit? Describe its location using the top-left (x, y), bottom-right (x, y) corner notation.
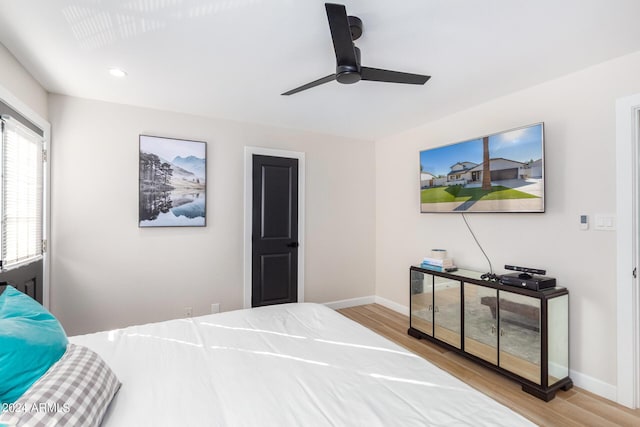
top-left (422, 257), bottom-right (454, 267)
top-left (420, 263), bottom-right (458, 273)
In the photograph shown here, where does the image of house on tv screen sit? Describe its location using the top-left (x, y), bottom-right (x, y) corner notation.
top-left (419, 123), bottom-right (544, 213)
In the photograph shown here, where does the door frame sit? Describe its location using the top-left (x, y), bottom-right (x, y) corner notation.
top-left (0, 83), bottom-right (51, 309)
top-left (243, 146), bottom-right (305, 309)
top-left (616, 92), bottom-right (640, 408)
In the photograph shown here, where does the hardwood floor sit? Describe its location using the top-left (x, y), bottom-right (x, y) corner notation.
top-left (337, 303), bottom-right (640, 427)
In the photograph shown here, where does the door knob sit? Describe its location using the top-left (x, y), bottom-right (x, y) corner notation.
top-left (286, 242), bottom-right (299, 248)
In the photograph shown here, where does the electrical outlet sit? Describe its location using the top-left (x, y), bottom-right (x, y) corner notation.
top-left (184, 307), bottom-right (193, 318)
top-left (211, 303), bottom-right (220, 314)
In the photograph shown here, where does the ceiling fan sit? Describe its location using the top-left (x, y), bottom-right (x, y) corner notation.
top-left (282, 3), bottom-right (431, 96)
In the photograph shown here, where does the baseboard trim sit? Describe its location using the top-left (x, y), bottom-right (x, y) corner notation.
top-left (324, 295), bottom-right (410, 316)
top-left (324, 296), bottom-right (376, 310)
top-left (548, 364), bottom-right (616, 402)
top-left (569, 369), bottom-right (616, 402)
top-left (373, 296), bottom-right (409, 316)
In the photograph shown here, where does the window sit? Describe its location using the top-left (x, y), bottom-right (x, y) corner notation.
top-left (0, 115), bottom-right (44, 270)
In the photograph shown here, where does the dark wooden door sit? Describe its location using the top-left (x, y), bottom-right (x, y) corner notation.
top-left (252, 155), bottom-right (298, 307)
top-left (0, 259), bottom-right (43, 303)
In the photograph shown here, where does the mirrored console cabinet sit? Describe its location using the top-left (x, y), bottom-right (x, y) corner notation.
top-left (408, 265), bottom-right (573, 401)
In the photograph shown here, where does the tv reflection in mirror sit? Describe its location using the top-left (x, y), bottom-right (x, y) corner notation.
top-left (419, 123), bottom-right (544, 213)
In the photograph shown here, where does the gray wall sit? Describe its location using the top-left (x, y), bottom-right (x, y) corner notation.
top-left (48, 94), bottom-right (376, 335)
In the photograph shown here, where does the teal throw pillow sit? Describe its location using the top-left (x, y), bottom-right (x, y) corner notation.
top-left (0, 286), bottom-right (68, 405)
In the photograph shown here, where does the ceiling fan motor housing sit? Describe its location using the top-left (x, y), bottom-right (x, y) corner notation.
top-left (337, 46), bottom-right (362, 84)
top-left (336, 65), bottom-right (361, 84)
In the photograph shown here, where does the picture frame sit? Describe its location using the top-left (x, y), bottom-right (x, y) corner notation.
top-left (419, 123), bottom-right (545, 213)
top-left (139, 135), bottom-right (207, 227)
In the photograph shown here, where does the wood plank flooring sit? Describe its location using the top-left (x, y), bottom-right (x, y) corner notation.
top-left (337, 303), bottom-right (640, 427)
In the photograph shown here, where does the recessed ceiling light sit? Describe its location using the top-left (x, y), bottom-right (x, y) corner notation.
top-left (109, 68), bottom-right (127, 78)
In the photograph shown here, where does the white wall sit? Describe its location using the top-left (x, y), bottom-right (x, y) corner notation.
top-left (0, 43), bottom-right (47, 119)
top-left (375, 50), bottom-right (640, 394)
top-left (48, 95), bottom-right (375, 336)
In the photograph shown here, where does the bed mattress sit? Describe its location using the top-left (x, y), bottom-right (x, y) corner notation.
top-left (70, 303), bottom-right (535, 426)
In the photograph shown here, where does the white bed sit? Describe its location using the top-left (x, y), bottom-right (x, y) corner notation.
top-left (70, 303), bottom-right (535, 426)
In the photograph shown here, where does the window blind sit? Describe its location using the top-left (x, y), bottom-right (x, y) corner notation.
top-left (0, 116), bottom-right (43, 270)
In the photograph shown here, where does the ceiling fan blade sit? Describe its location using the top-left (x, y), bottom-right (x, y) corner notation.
top-left (361, 67), bottom-right (431, 85)
top-left (325, 3), bottom-right (358, 67)
top-left (281, 74), bottom-right (336, 96)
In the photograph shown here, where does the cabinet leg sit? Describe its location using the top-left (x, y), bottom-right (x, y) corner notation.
top-left (408, 328), bottom-right (422, 340)
top-left (561, 380), bottom-right (574, 392)
top-left (522, 384), bottom-right (556, 401)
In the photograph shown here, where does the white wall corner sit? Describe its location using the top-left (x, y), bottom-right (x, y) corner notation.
top-left (374, 296), bottom-right (410, 316)
top-left (570, 369), bottom-right (617, 403)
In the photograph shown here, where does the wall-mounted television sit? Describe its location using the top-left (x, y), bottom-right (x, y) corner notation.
top-left (419, 123), bottom-right (544, 213)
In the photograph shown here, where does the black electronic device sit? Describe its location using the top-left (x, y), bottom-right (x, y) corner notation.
top-left (480, 272), bottom-right (500, 282)
top-left (504, 264), bottom-right (546, 279)
top-left (500, 265), bottom-right (556, 291)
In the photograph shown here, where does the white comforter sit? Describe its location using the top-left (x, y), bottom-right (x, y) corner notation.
top-left (70, 303), bottom-right (535, 427)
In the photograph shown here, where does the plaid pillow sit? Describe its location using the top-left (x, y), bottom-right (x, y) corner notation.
top-left (0, 344), bottom-right (121, 427)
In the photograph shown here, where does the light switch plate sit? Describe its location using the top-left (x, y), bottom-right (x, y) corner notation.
top-left (594, 214), bottom-right (616, 231)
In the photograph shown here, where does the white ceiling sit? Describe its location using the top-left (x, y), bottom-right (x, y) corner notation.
top-left (1, 0), bottom-right (640, 140)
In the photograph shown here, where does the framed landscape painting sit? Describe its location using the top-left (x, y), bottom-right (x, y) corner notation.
top-left (419, 123), bottom-right (545, 213)
top-left (139, 135), bottom-right (206, 227)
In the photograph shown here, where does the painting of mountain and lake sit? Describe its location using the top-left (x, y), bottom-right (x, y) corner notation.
top-left (139, 135), bottom-right (206, 227)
